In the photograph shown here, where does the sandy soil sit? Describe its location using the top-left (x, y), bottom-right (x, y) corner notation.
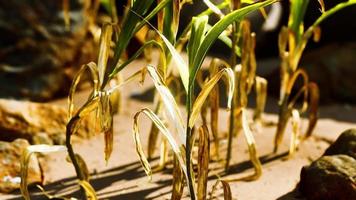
top-left (1, 57), bottom-right (355, 200)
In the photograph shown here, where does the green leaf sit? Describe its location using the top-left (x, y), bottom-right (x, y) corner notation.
top-left (312, 0), bottom-right (356, 28)
top-left (187, 16), bottom-right (209, 68)
top-left (189, 0), bottom-right (277, 89)
top-left (288, 0), bottom-right (310, 41)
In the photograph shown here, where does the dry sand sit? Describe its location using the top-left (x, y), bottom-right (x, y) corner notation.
top-left (1, 57), bottom-right (355, 200)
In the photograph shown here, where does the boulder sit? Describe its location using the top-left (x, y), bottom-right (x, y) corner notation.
top-left (0, 0), bottom-right (96, 101)
top-left (299, 155), bottom-right (356, 200)
top-left (0, 139), bottom-right (42, 193)
top-left (324, 129), bottom-right (356, 159)
top-left (299, 129), bottom-right (356, 200)
top-left (0, 99), bottom-right (94, 144)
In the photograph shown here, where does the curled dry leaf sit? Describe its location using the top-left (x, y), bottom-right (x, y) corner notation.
top-left (241, 108), bottom-right (262, 180)
top-left (220, 180), bottom-right (232, 200)
top-left (36, 185), bottom-right (78, 200)
top-left (21, 145), bottom-right (67, 200)
top-left (171, 155), bottom-right (184, 200)
top-left (208, 179), bottom-right (232, 200)
top-left (189, 68), bottom-right (235, 128)
top-left (146, 66), bottom-right (186, 144)
top-left (68, 63), bottom-right (99, 119)
top-left (97, 24), bottom-right (113, 85)
top-left (253, 76), bottom-right (267, 122)
top-left (289, 109), bottom-right (301, 157)
top-left (208, 59), bottom-right (221, 159)
top-left (197, 125), bottom-right (210, 200)
top-left (133, 108), bottom-right (187, 181)
top-left (317, 0), bottom-right (325, 13)
top-left (304, 82), bottom-right (319, 138)
top-left (79, 180), bottom-right (98, 200)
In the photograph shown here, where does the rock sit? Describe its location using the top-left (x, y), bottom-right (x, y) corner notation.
top-left (324, 129), bottom-right (356, 159)
top-left (299, 155), bottom-right (356, 200)
top-left (0, 139), bottom-right (42, 193)
top-left (0, 99), bottom-right (93, 144)
top-left (0, 0), bottom-right (97, 101)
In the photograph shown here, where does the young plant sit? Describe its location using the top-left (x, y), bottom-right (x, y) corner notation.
top-left (202, 0), bottom-right (268, 178)
top-left (133, 1), bottom-right (277, 199)
top-left (63, 0), bottom-right (172, 198)
top-left (274, 0), bottom-right (356, 154)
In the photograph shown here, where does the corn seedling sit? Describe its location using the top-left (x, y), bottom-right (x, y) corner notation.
top-left (19, 0), bottom-right (355, 199)
top-left (133, 1), bottom-right (276, 199)
top-left (201, 0), bottom-right (268, 178)
top-left (274, 0), bottom-right (356, 154)
top-left (65, 0), bottom-right (172, 198)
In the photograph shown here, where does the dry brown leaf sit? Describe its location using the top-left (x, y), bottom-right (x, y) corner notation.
top-left (197, 125), bottom-right (210, 200)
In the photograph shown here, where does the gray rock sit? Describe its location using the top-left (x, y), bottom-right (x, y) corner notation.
top-left (0, 139), bottom-right (42, 193)
top-left (324, 129), bottom-right (356, 159)
top-left (299, 155), bottom-right (356, 200)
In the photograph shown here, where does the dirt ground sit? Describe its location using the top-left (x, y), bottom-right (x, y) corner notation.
top-left (1, 58), bottom-right (355, 200)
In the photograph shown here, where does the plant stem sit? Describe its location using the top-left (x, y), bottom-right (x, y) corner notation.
top-left (274, 94), bottom-right (290, 153)
top-left (186, 86), bottom-right (196, 200)
top-left (66, 116), bottom-right (87, 200)
top-left (225, 19), bottom-right (239, 171)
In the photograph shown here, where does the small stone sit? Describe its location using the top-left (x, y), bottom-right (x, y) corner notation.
top-left (324, 128), bottom-right (356, 159)
top-left (299, 155), bottom-right (356, 200)
top-left (0, 99), bottom-right (94, 144)
top-left (0, 139), bottom-right (42, 193)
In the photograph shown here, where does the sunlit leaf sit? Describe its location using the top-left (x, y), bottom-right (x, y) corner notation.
top-left (203, 0), bottom-right (224, 18)
top-left (97, 24), bottom-right (113, 85)
top-left (21, 145), bottom-right (67, 200)
top-left (288, 0), bottom-right (309, 41)
top-left (189, 68), bottom-right (235, 128)
top-left (241, 108), bottom-right (262, 180)
top-left (189, 0), bottom-right (277, 87)
top-left (289, 109), bottom-right (300, 157)
top-left (133, 108), bottom-right (187, 181)
top-left (146, 66), bottom-right (186, 144)
top-left (317, 0), bottom-right (325, 13)
top-left (78, 180), bottom-right (98, 200)
top-left (68, 63), bottom-right (99, 119)
top-left (125, 2), bottom-right (190, 92)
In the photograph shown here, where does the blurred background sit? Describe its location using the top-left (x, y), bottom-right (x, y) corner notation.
top-left (0, 0), bottom-right (355, 104)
